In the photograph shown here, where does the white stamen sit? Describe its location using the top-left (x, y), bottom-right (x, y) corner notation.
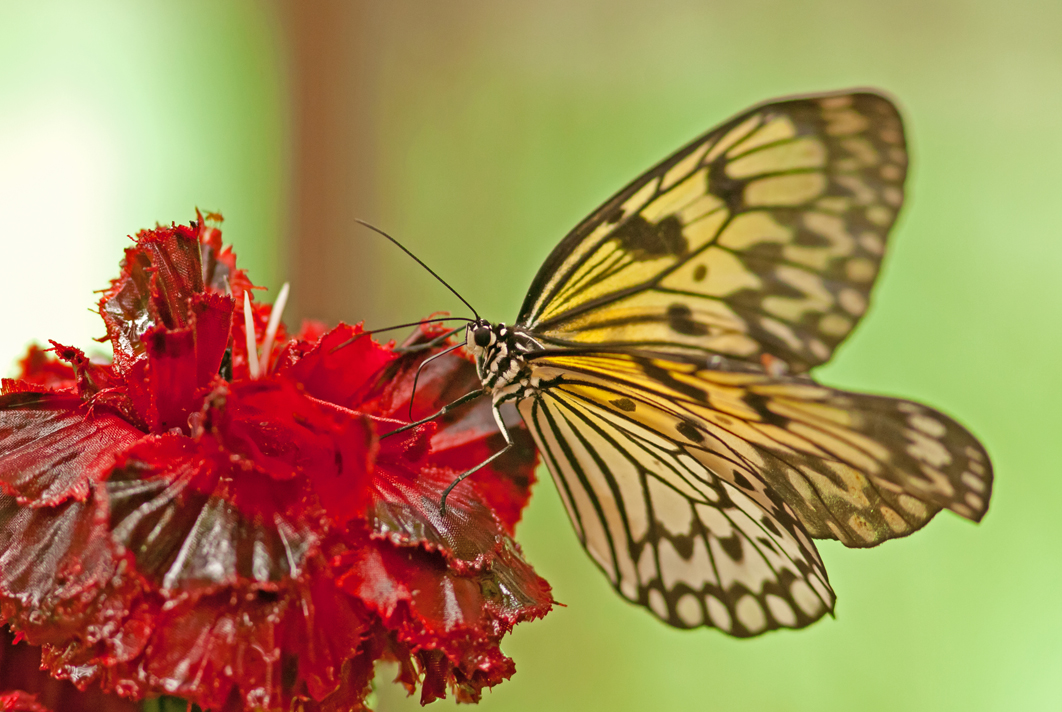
top-left (259, 281), bottom-right (290, 375)
top-left (243, 291), bottom-right (260, 379)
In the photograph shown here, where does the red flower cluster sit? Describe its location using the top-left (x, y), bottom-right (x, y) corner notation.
top-left (0, 214), bottom-right (550, 710)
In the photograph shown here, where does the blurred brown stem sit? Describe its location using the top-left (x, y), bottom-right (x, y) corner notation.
top-left (279, 0), bottom-right (380, 326)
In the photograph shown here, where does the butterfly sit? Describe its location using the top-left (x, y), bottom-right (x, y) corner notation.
top-left (407, 90), bottom-right (992, 637)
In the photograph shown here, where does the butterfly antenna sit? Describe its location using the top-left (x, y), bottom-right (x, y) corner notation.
top-left (355, 219), bottom-right (480, 320)
top-left (329, 317), bottom-right (471, 353)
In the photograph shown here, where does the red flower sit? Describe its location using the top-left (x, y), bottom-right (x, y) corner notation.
top-left (0, 213), bottom-right (550, 711)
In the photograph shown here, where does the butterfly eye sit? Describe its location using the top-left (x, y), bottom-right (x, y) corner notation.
top-left (474, 327), bottom-right (493, 348)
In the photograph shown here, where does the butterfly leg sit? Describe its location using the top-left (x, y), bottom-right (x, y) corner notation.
top-left (381, 388), bottom-right (485, 438)
top-left (439, 403), bottom-right (513, 515)
top-left (406, 342), bottom-right (465, 420)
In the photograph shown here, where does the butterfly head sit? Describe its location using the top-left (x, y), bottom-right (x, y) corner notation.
top-left (465, 318), bottom-right (497, 355)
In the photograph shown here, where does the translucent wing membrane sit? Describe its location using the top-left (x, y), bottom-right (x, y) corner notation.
top-left (518, 389), bottom-right (835, 635)
top-left (518, 91), bottom-right (907, 373)
top-left (516, 348), bottom-right (992, 629)
top-left (527, 351), bottom-right (991, 546)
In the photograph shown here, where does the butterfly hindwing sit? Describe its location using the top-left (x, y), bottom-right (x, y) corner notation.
top-left (518, 91), bottom-right (907, 373)
top-left (526, 350), bottom-right (991, 549)
top-left (518, 387), bottom-right (835, 636)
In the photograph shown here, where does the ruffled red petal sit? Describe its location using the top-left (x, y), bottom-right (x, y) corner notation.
top-left (109, 433), bottom-right (315, 591)
top-left (190, 292), bottom-right (235, 386)
top-left (0, 394), bottom-right (142, 506)
top-left (208, 378), bottom-right (375, 524)
top-left (0, 691), bottom-right (52, 712)
top-left (0, 630), bottom-right (136, 712)
top-left (282, 323), bottom-right (397, 410)
top-left (9, 346), bottom-right (75, 393)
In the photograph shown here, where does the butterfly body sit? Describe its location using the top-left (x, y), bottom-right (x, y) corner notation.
top-left (446, 90), bottom-right (992, 637)
top-left (465, 320), bottom-right (544, 402)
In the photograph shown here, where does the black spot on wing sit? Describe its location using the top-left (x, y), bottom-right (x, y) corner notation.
top-left (742, 391), bottom-right (791, 428)
top-left (757, 536), bottom-right (777, 554)
top-left (666, 303), bottom-right (708, 336)
top-left (612, 215), bottom-right (688, 258)
top-left (708, 155), bottom-right (746, 213)
top-left (733, 472), bottom-right (753, 490)
top-left (640, 359), bottom-right (706, 401)
top-left (664, 530), bottom-right (696, 560)
top-left (692, 264), bottom-right (707, 281)
top-left (604, 206), bottom-right (625, 225)
top-left (676, 420), bottom-right (704, 442)
top-left (610, 397), bottom-right (637, 412)
top-left (719, 533), bottom-right (743, 561)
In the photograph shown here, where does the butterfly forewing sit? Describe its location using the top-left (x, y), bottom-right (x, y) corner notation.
top-left (518, 91), bottom-right (907, 373)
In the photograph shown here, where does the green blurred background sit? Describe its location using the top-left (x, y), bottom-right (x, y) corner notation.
top-left (2, 1), bottom-right (1060, 710)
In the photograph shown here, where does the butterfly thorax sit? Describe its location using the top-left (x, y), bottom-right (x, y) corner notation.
top-left (465, 319), bottom-right (542, 404)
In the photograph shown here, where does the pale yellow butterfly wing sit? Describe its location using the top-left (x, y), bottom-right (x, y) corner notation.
top-left (501, 91), bottom-right (991, 635)
top-left (527, 350), bottom-right (991, 545)
top-left (515, 348), bottom-right (991, 632)
top-left (518, 380), bottom-right (835, 635)
top-left (518, 91), bottom-right (906, 373)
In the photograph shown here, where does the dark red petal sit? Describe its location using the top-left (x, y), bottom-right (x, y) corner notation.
top-left (99, 219), bottom-right (230, 376)
top-left (99, 246), bottom-right (154, 373)
top-left (107, 434), bottom-right (317, 591)
top-left (135, 225), bottom-right (206, 330)
top-left (127, 591), bottom-right (289, 707)
top-left (415, 645), bottom-right (514, 705)
top-left (0, 483), bottom-right (371, 711)
top-left (190, 292), bottom-right (234, 387)
top-left (141, 326), bottom-right (199, 433)
top-left (370, 449), bottom-right (554, 616)
top-left (335, 533), bottom-right (548, 704)
top-left (12, 346), bottom-right (76, 392)
top-left (44, 561), bottom-right (376, 712)
top-left (427, 402), bottom-right (538, 532)
top-left (371, 441), bottom-right (506, 568)
top-left (0, 490), bottom-right (127, 645)
top-left (282, 324), bottom-right (397, 410)
top-left (290, 571), bottom-right (373, 702)
top-left (208, 380), bottom-right (374, 523)
top-left (0, 394), bottom-right (141, 506)
top-left (0, 630), bottom-right (137, 712)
